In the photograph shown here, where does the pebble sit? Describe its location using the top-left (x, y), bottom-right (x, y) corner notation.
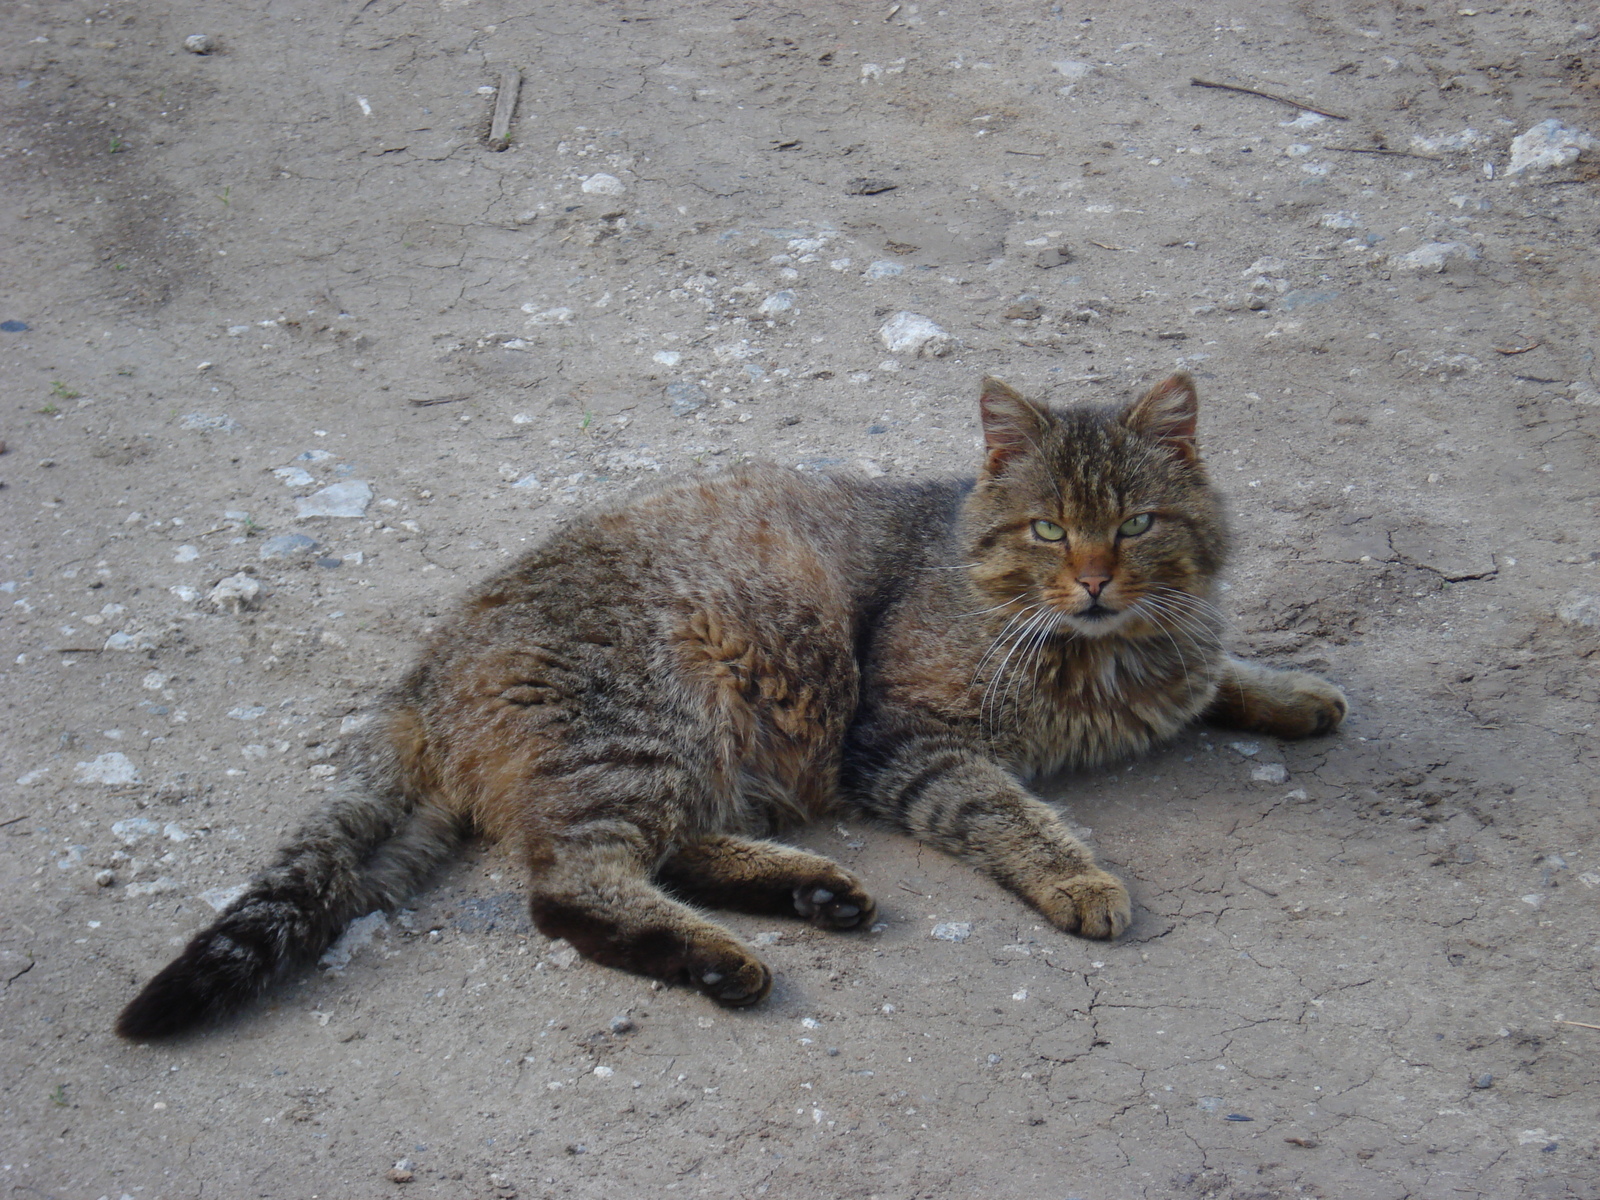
top-left (260, 533), bottom-right (319, 560)
top-left (273, 466), bottom-right (315, 488)
top-left (931, 921), bottom-right (972, 942)
top-left (1474, 1073), bottom-right (1494, 1089)
top-left (609, 1016), bottom-right (635, 1034)
top-left (1389, 242), bottom-right (1479, 273)
top-left (865, 260), bottom-right (904, 279)
top-left (202, 884), bottom-right (248, 912)
top-left (758, 290), bottom-right (795, 316)
top-left (1251, 763), bottom-right (1290, 785)
top-left (183, 33), bottom-right (215, 54)
top-left (666, 381), bottom-right (708, 416)
top-left (125, 878), bottom-right (180, 898)
top-left (1033, 245), bottom-right (1075, 269)
top-left (1555, 594), bottom-right (1599, 627)
top-left (173, 544), bottom-right (200, 563)
top-left (879, 312), bottom-right (951, 357)
top-left (1002, 296), bottom-right (1042, 320)
top-left (320, 911), bottom-right (388, 971)
top-left (0, 320), bottom-right (29, 332)
top-left (580, 173), bottom-right (626, 196)
top-left (1507, 119), bottom-right (1597, 174)
top-left (208, 573), bottom-right (262, 612)
top-left (73, 753), bottom-right (140, 786)
top-left (295, 480), bottom-right (373, 519)
top-left (178, 413), bottom-right (240, 433)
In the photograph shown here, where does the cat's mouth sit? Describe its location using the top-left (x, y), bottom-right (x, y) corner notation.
top-left (1064, 598), bottom-right (1129, 635)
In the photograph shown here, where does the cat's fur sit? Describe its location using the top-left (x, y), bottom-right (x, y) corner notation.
top-left (115, 373), bottom-right (1346, 1038)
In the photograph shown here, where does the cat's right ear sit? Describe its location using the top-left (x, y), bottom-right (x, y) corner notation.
top-left (1121, 372), bottom-right (1199, 465)
top-left (979, 377), bottom-right (1051, 476)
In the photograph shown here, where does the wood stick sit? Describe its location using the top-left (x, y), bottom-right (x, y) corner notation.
top-left (1324, 145), bottom-right (1437, 160)
top-left (1555, 1019), bottom-right (1600, 1031)
top-left (488, 68), bottom-right (522, 152)
top-left (1191, 77), bottom-right (1348, 121)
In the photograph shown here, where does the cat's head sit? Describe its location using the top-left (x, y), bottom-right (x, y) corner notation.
top-left (960, 373), bottom-right (1229, 639)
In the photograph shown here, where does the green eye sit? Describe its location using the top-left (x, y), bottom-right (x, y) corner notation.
top-left (1118, 513), bottom-right (1153, 538)
top-left (1031, 519), bottom-right (1066, 542)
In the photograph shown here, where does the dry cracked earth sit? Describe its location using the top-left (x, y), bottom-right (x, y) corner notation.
top-left (2, 1), bottom-right (1599, 1198)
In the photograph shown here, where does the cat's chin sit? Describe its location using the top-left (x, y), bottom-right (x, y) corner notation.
top-left (1062, 607), bottom-right (1135, 638)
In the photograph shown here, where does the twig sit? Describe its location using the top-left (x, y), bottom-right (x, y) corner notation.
top-left (487, 68), bottom-right (522, 152)
top-left (1325, 145), bottom-right (1438, 160)
top-left (1003, 149), bottom-right (1047, 157)
top-left (1493, 341), bottom-right (1541, 355)
top-left (1239, 877), bottom-right (1280, 898)
top-left (409, 394), bottom-right (470, 407)
top-left (55, 646), bottom-right (105, 653)
top-left (1555, 1019), bottom-right (1600, 1031)
top-left (1191, 77), bottom-right (1349, 121)
top-left (1087, 240), bottom-right (1129, 251)
top-left (0, 814), bottom-right (28, 829)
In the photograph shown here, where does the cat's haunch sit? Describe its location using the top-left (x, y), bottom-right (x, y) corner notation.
top-left (115, 373), bottom-right (1346, 1038)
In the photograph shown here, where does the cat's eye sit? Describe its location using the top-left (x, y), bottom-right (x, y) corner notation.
top-left (1118, 513), bottom-right (1154, 538)
top-left (1031, 519), bottom-right (1066, 542)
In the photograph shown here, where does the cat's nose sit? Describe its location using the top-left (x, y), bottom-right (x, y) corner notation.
top-left (1079, 575), bottom-right (1110, 598)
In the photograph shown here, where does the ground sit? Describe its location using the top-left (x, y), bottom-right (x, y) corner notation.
top-left (3, 1), bottom-right (1599, 1198)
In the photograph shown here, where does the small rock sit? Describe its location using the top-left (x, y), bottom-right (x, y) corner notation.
top-left (295, 480), bottom-right (373, 519)
top-left (1389, 242), bottom-right (1479, 273)
top-left (273, 466), bottom-right (315, 488)
top-left (178, 413), bottom-right (240, 433)
top-left (931, 921), bottom-right (972, 942)
top-left (112, 817), bottom-right (161, 844)
top-left (522, 306), bottom-right (574, 325)
top-left (183, 34), bottom-right (215, 54)
top-left (609, 1016), bottom-right (635, 1034)
top-left (1474, 1073), bottom-right (1494, 1089)
top-left (1251, 763), bottom-right (1290, 785)
top-left (201, 884), bottom-right (248, 912)
top-left (845, 177), bottom-right (897, 195)
top-left (259, 533), bottom-right (319, 561)
top-left (758, 290), bottom-right (795, 316)
top-left (545, 941), bottom-right (581, 969)
top-left (173, 544), bottom-right (200, 563)
top-left (125, 878), bottom-right (180, 898)
top-left (1002, 296), bottom-right (1042, 320)
top-left (74, 753), bottom-right (140, 786)
top-left (95, 869), bottom-right (116, 887)
top-left (879, 311), bottom-right (951, 357)
top-left (320, 911), bottom-right (388, 971)
top-left (1507, 119), bottom-right (1597, 174)
top-left (1, 320), bottom-right (29, 332)
top-left (1033, 245), bottom-right (1075, 269)
top-left (1227, 741), bottom-right (1261, 757)
top-left (580, 173), bottom-right (625, 196)
top-left (665, 381), bottom-right (708, 416)
top-left (208, 573), bottom-right (262, 612)
top-left (864, 260), bottom-right (904, 279)
top-left (1556, 593), bottom-right (1600, 627)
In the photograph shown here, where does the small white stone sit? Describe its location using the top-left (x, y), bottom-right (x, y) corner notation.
top-left (1389, 241), bottom-right (1480, 273)
top-left (580, 173), bottom-right (626, 196)
top-left (1507, 119), bottom-right (1597, 174)
top-left (173, 544), bottom-right (200, 563)
top-left (931, 921), bottom-right (972, 942)
top-left (295, 480), bottom-right (372, 519)
top-left (652, 350), bottom-right (682, 366)
top-left (879, 311), bottom-right (951, 357)
top-left (1251, 763), bottom-right (1290, 785)
top-left (208, 573), bottom-right (261, 613)
top-left (74, 753), bottom-right (140, 786)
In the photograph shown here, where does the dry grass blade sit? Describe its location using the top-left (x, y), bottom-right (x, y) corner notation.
top-left (1191, 77), bottom-right (1349, 120)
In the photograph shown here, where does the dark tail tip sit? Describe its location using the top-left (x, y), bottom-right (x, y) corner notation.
top-left (114, 960), bottom-right (217, 1039)
top-left (114, 921), bottom-right (280, 1040)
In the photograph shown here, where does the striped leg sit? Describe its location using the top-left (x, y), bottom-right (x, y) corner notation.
top-left (658, 834), bottom-right (877, 930)
top-left (848, 731), bottom-right (1130, 939)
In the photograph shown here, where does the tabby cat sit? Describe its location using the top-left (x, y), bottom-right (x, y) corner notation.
top-left (115, 373), bottom-right (1346, 1037)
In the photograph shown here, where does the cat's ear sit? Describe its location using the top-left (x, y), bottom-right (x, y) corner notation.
top-left (1122, 372), bottom-right (1199, 465)
top-left (979, 377), bottom-right (1051, 475)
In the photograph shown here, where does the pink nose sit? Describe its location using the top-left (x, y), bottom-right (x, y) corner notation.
top-left (1078, 573), bottom-right (1110, 598)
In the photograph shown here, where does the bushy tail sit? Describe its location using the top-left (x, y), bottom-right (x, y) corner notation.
top-left (115, 761), bottom-right (460, 1039)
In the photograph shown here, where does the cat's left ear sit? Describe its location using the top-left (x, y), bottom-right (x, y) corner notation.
top-left (1121, 372), bottom-right (1199, 465)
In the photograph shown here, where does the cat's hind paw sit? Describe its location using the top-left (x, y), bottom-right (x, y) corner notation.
top-left (1035, 869), bottom-right (1132, 940)
top-left (688, 943), bottom-right (773, 1008)
top-left (792, 875), bottom-right (878, 931)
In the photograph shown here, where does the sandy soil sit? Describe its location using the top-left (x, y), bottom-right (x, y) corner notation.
top-left (3, 1), bottom-right (1599, 1197)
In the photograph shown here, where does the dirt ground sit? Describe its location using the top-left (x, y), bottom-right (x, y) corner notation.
top-left (3, 1), bottom-right (1599, 1197)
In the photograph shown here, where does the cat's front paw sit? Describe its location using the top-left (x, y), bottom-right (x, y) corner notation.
top-left (1272, 672), bottom-right (1348, 738)
top-left (1034, 869), bottom-right (1132, 940)
top-left (792, 872), bottom-right (877, 930)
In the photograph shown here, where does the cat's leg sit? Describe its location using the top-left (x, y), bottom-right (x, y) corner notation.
top-left (1203, 655), bottom-right (1347, 739)
top-left (524, 824), bottom-right (773, 1007)
top-left (849, 741), bottom-right (1131, 938)
top-left (657, 835), bottom-right (877, 930)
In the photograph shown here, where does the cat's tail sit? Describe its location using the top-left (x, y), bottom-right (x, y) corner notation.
top-left (114, 732), bottom-right (460, 1040)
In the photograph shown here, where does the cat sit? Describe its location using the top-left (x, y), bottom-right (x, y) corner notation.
top-left (115, 372), bottom-right (1347, 1037)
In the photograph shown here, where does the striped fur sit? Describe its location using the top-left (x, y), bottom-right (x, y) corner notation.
top-left (115, 374), bottom-right (1346, 1037)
